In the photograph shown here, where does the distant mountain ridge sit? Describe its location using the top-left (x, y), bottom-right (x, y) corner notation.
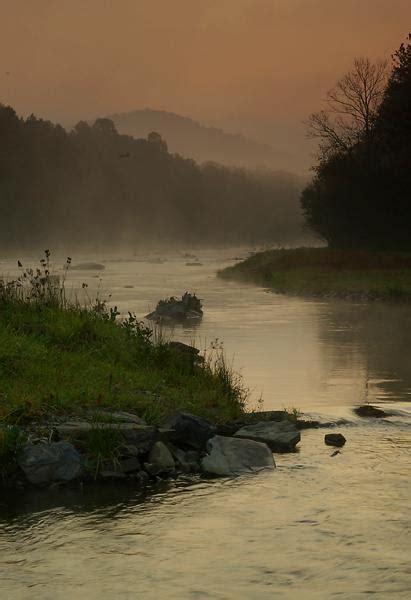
top-left (108, 108), bottom-right (289, 170)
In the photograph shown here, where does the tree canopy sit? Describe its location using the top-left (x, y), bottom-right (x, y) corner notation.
top-left (302, 35), bottom-right (411, 250)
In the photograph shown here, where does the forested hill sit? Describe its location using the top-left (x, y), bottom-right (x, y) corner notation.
top-left (0, 105), bottom-right (305, 251)
top-left (108, 109), bottom-right (288, 170)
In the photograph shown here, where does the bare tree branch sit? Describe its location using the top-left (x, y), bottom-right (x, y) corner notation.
top-left (306, 57), bottom-right (388, 159)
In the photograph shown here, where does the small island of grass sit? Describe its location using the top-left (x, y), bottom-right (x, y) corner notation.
top-left (219, 248), bottom-right (411, 302)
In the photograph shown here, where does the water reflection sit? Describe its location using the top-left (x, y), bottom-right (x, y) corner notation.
top-left (317, 301), bottom-right (411, 404)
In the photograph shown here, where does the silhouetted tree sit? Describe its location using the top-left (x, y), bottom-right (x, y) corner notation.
top-left (302, 36), bottom-right (410, 250)
top-left (307, 57), bottom-right (387, 160)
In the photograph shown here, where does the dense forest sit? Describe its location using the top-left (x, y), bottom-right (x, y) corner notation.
top-left (302, 36), bottom-right (411, 250)
top-left (0, 107), bottom-right (305, 251)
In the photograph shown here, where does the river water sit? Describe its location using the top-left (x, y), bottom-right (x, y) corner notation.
top-left (1, 248), bottom-right (410, 598)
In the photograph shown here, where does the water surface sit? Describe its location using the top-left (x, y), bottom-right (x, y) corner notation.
top-left (1, 248), bottom-right (410, 598)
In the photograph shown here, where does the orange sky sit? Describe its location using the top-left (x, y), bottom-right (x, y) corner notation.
top-left (0, 1), bottom-right (409, 130)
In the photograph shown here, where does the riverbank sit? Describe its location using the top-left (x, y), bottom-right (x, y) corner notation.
top-left (219, 248), bottom-right (411, 301)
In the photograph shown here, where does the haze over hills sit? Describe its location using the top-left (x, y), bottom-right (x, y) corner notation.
top-left (108, 108), bottom-right (293, 172)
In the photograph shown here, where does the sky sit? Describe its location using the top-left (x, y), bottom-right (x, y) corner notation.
top-left (0, 0), bottom-right (409, 165)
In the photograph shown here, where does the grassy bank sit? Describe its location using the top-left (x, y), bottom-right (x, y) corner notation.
top-left (219, 248), bottom-right (411, 302)
top-left (0, 264), bottom-right (247, 425)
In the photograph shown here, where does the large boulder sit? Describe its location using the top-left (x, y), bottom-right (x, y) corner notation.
top-left (18, 441), bottom-right (82, 485)
top-left (234, 421), bottom-right (300, 452)
top-left (201, 435), bottom-right (275, 476)
top-left (160, 412), bottom-right (216, 450)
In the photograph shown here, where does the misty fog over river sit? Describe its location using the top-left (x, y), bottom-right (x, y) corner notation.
top-left (1, 248), bottom-right (410, 598)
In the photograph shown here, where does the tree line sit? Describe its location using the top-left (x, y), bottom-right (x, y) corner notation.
top-left (0, 107), bottom-right (305, 251)
top-left (302, 35), bottom-right (411, 250)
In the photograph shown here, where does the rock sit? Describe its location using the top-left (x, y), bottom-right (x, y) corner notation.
top-left (234, 421), bottom-right (301, 452)
top-left (148, 442), bottom-right (175, 472)
top-left (171, 447), bottom-right (201, 473)
top-left (104, 411), bottom-right (146, 425)
top-left (160, 412), bottom-right (216, 450)
top-left (331, 450), bottom-right (341, 457)
top-left (201, 435), bottom-right (275, 476)
top-left (146, 292), bottom-right (203, 323)
top-left (118, 457), bottom-right (141, 473)
top-left (167, 341), bottom-right (204, 364)
top-left (56, 422), bottom-right (157, 453)
top-left (324, 433), bottom-right (346, 447)
top-left (354, 405), bottom-right (387, 418)
top-left (18, 441), bottom-right (82, 485)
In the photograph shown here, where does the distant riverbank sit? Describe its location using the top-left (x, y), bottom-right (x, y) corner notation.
top-left (219, 248), bottom-right (411, 302)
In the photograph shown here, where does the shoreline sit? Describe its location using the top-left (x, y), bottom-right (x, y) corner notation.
top-left (218, 248), bottom-right (411, 303)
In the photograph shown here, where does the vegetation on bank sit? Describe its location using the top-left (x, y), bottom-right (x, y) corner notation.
top-left (219, 248), bottom-right (411, 301)
top-left (0, 258), bottom-right (247, 426)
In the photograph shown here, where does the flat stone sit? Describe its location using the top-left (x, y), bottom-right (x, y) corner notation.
top-left (105, 411), bottom-right (146, 425)
top-left (325, 433), bottom-right (346, 447)
top-left (56, 422), bottom-right (157, 453)
top-left (202, 435), bottom-right (275, 476)
top-left (234, 421), bottom-right (301, 452)
top-left (18, 441), bottom-right (82, 485)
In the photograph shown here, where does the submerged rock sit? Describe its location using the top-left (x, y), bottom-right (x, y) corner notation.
top-left (18, 441), bottom-right (82, 485)
top-left (146, 292), bottom-right (203, 323)
top-left (234, 421), bottom-right (301, 452)
top-left (324, 433), bottom-right (346, 447)
top-left (201, 435), bottom-right (275, 476)
top-left (354, 405), bottom-right (388, 418)
top-left (160, 411), bottom-right (216, 450)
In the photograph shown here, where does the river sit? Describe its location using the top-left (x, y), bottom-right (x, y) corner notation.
top-left (1, 248), bottom-right (410, 598)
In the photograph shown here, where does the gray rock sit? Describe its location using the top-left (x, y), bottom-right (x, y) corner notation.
top-left (148, 441), bottom-right (175, 472)
top-left (234, 421), bottom-right (301, 452)
top-left (18, 441), bottom-right (82, 485)
top-left (160, 412), bottom-right (216, 449)
top-left (324, 433), bottom-right (346, 447)
top-left (118, 457), bottom-right (141, 473)
top-left (56, 422), bottom-right (157, 453)
top-left (171, 447), bottom-right (201, 473)
top-left (201, 435), bottom-right (275, 476)
top-left (146, 293), bottom-right (203, 323)
top-left (104, 411), bottom-right (146, 425)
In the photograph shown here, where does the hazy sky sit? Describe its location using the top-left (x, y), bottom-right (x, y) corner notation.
top-left (0, 1), bottom-right (409, 132)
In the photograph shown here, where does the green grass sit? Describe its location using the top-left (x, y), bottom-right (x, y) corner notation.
top-left (219, 248), bottom-right (411, 302)
top-left (0, 300), bottom-right (247, 424)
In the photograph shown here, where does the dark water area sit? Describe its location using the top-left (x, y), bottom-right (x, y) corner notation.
top-left (1, 249), bottom-right (410, 598)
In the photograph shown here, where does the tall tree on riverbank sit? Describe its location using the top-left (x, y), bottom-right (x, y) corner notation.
top-left (301, 35), bottom-right (411, 250)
